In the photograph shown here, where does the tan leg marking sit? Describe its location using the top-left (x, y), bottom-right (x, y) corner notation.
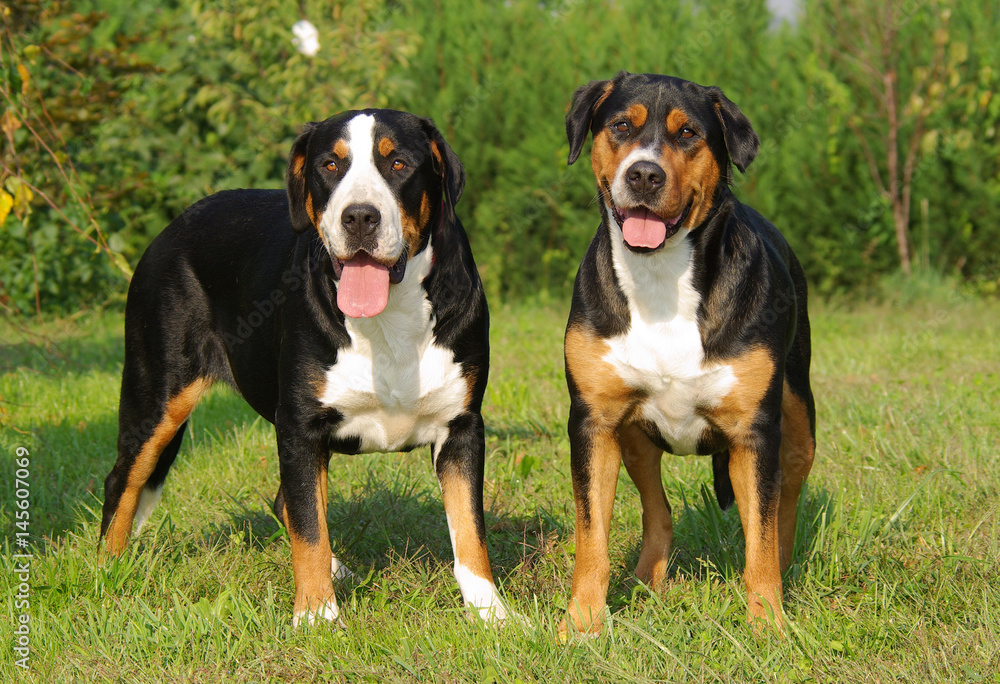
top-left (728, 442), bottom-right (783, 630)
top-left (566, 426), bottom-right (622, 634)
top-left (105, 378), bottom-right (211, 555)
top-left (564, 325), bottom-right (641, 634)
top-left (438, 466), bottom-right (505, 621)
top-left (619, 423), bottom-right (672, 588)
top-left (438, 467), bottom-right (493, 583)
top-left (706, 346), bottom-right (784, 629)
top-left (286, 465), bottom-right (338, 626)
top-left (778, 380), bottom-right (814, 570)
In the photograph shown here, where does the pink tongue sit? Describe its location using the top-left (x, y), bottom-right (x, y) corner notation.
top-left (621, 208), bottom-right (668, 249)
top-left (337, 253), bottom-right (390, 318)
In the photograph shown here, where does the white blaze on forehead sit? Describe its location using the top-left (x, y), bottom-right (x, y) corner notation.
top-left (318, 113), bottom-right (404, 262)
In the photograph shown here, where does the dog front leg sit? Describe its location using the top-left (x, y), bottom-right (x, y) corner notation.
top-left (729, 434), bottom-right (784, 632)
top-left (435, 412), bottom-right (506, 623)
top-left (563, 401), bottom-right (623, 636)
top-left (276, 423), bottom-right (339, 628)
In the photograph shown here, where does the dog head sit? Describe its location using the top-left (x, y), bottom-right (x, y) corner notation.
top-left (286, 110), bottom-right (464, 317)
top-left (566, 72), bottom-right (759, 253)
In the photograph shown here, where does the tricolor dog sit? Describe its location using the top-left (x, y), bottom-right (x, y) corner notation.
top-left (561, 72), bottom-right (815, 633)
top-left (100, 109), bottom-right (506, 627)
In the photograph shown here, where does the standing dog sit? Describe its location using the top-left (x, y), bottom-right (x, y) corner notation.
top-left (100, 109), bottom-right (506, 627)
top-left (561, 72), bottom-right (815, 634)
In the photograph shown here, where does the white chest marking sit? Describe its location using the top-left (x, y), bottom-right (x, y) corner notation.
top-left (605, 222), bottom-right (736, 455)
top-left (318, 244), bottom-right (467, 452)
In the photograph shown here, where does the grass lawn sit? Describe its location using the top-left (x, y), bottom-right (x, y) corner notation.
top-left (1, 290), bottom-right (999, 682)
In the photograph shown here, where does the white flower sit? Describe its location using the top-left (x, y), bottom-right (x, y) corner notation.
top-left (292, 20), bottom-right (320, 57)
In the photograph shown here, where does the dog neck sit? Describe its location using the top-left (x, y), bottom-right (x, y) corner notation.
top-left (342, 239), bottom-right (436, 360)
top-left (605, 205), bottom-right (700, 326)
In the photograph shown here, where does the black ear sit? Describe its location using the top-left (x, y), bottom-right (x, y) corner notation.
top-left (286, 122), bottom-right (317, 232)
top-left (566, 77), bottom-right (614, 165)
top-left (422, 118), bottom-right (466, 217)
top-left (710, 88), bottom-right (759, 175)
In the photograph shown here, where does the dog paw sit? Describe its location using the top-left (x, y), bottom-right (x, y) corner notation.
top-left (292, 601), bottom-right (345, 629)
top-left (469, 598), bottom-right (508, 625)
top-left (556, 616), bottom-right (602, 644)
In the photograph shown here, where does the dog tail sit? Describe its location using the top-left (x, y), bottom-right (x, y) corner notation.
top-left (712, 451), bottom-right (735, 510)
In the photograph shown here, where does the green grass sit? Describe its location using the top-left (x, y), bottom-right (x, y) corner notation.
top-left (1, 292), bottom-right (999, 682)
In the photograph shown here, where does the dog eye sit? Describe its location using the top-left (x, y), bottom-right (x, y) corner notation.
top-left (325, 160), bottom-right (338, 172)
top-left (392, 160), bottom-right (406, 171)
top-left (613, 121), bottom-right (629, 134)
top-left (680, 127), bottom-right (696, 139)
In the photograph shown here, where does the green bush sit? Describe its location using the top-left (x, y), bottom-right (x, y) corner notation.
top-left (1, 0), bottom-right (997, 312)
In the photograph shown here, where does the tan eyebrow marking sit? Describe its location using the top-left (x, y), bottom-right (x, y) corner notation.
top-left (378, 137), bottom-right (395, 157)
top-left (627, 103), bottom-right (648, 127)
top-left (666, 109), bottom-right (688, 135)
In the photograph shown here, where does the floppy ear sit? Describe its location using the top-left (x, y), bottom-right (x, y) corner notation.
top-left (286, 122), bottom-right (317, 232)
top-left (422, 118), bottom-right (466, 217)
top-left (565, 77), bottom-right (614, 165)
top-left (710, 88), bottom-right (760, 175)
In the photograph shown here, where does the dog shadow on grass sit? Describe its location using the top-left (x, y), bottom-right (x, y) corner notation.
top-left (203, 463), bottom-right (567, 599)
top-left (209, 481), bottom-right (565, 586)
top-left (608, 482), bottom-right (835, 612)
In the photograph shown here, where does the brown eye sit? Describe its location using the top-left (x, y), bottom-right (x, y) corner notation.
top-left (325, 160), bottom-right (338, 172)
top-left (613, 121), bottom-right (629, 134)
top-left (392, 159), bottom-right (406, 171)
top-left (680, 127), bottom-right (695, 139)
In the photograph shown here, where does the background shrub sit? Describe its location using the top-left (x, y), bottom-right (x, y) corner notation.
top-left (1, 0), bottom-right (997, 311)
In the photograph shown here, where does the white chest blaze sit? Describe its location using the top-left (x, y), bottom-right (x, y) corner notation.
top-left (605, 217), bottom-right (736, 455)
top-left (318, 244), bottom-right (467, 452)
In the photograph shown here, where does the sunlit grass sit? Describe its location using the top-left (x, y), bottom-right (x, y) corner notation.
top-left (1, 292), bottom-right (998, 682)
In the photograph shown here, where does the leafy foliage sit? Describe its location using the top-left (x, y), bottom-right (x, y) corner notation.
top-left (0, 0), bottom-right (150, 313)
top-left (1, 0), bottom-right (998, 311)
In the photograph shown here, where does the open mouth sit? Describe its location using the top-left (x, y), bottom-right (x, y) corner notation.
top-left (332, 250), bottom-right (408, 318)
top-left (606, 186), bottom-right (691, 252)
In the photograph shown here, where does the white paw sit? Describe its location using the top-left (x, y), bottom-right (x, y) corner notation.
top-left (471, 599), bottom-right (508, 624)
top-left (331, 555), bottom-right (354, 581)
top-left (292, 601), bottom-right (344, 629)
top-left (454, 561), bottom-right (507, 625)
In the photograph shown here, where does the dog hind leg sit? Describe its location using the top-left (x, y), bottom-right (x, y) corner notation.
top-left (101, 378), bottom-right (210, 554)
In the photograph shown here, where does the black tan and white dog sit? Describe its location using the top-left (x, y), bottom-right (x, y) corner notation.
top-left (561, 72), bottom-right (815, 634)
top-left (99, 109), bottom-right (506, 627)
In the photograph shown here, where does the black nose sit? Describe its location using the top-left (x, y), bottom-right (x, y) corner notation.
top-left (625, 161), bottom-right (665, 196)
top-left (341, 203), bottom-right (381, 234)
